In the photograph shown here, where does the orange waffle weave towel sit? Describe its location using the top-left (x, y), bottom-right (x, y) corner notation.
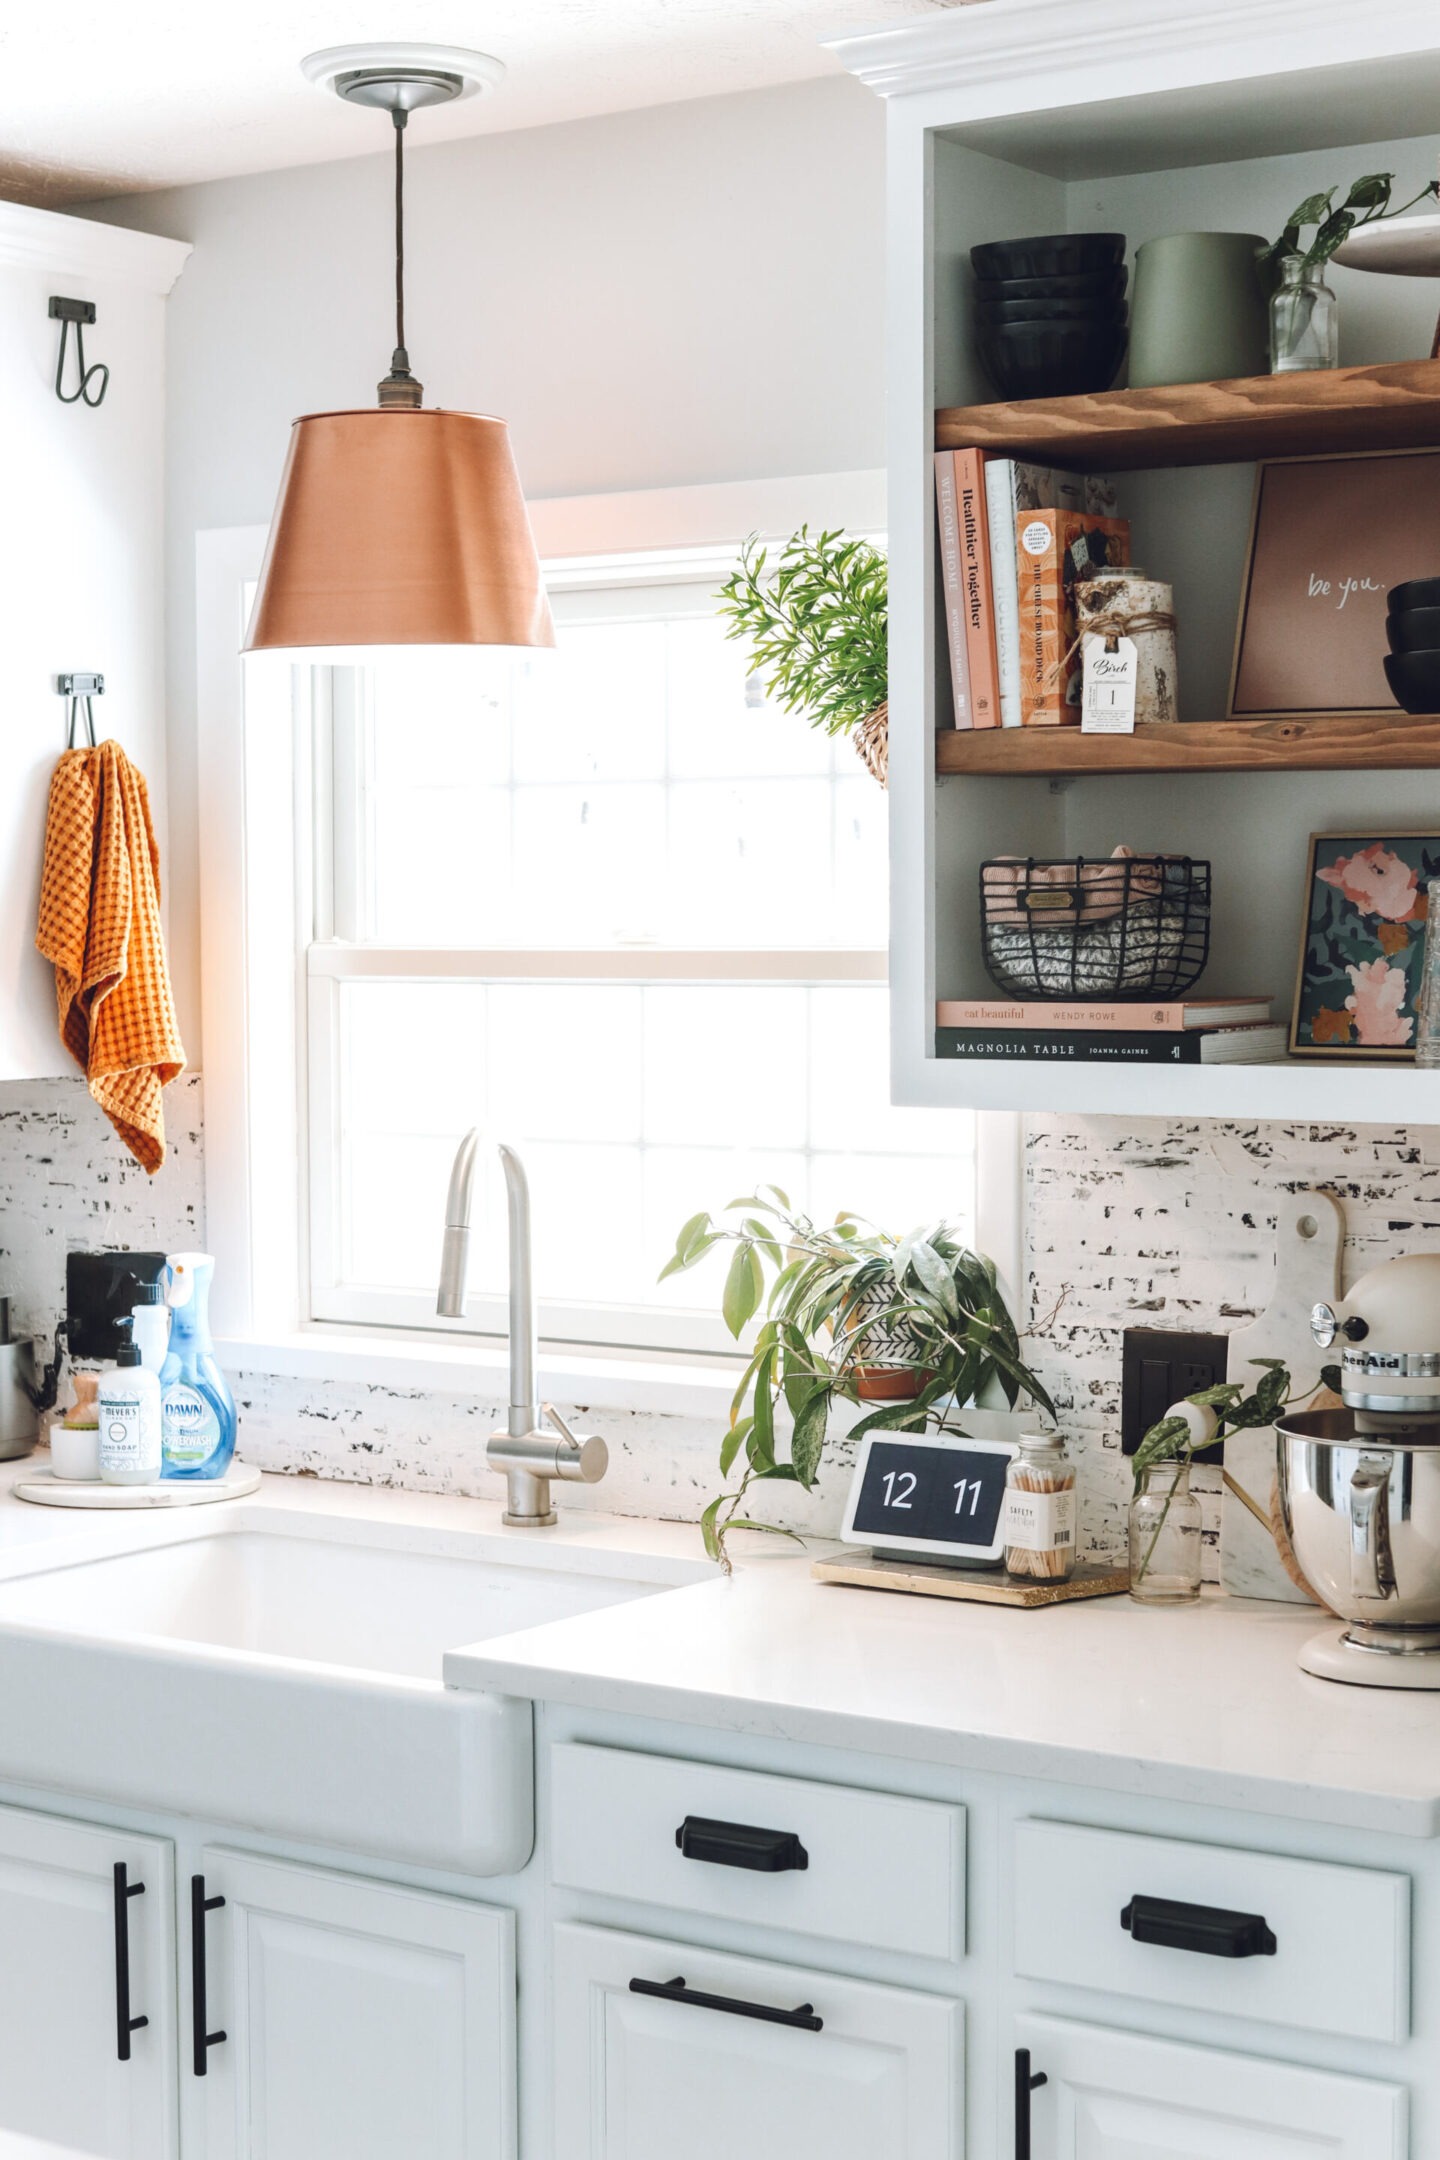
top-left (35, 742), bottom-right (186, 1173)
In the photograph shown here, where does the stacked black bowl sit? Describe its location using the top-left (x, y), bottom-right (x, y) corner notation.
top-left (970, 233), bottom-right (1128, 400)
top-left (1385, 580), bottom-right (1440, 714)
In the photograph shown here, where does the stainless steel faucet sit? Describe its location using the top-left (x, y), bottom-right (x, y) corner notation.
top-left (437, 1131), bottom-right (608, 1526)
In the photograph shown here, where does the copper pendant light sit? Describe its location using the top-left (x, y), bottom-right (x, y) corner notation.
top-left (245, 45), bottom-right (554, 655)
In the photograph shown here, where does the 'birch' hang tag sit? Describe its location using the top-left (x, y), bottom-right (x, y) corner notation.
top-left (1080, 633), bottom-right (1138, 734)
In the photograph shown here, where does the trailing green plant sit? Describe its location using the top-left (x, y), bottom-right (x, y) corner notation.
top-left (1131, 1357), bottom-right (1341, 1586)
top-left (1265, 170), bottom-right (1440, 278)
top-left (716, 527), bottom-right (887, 744)
top-left (1132, 1358), bottom-right (1341, 1488)
top-left (661, 1190), bottom-right (1054, 1566)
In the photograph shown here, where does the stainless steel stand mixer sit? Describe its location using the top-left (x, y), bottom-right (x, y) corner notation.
top-left (1277, 1251), bottom-right (1440, 1689)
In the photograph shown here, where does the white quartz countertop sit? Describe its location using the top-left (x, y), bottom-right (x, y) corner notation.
top-left (446, 1551), bottom-right (1440, 1840)
top-left (1, 1456), bottom-right (1437, 1838)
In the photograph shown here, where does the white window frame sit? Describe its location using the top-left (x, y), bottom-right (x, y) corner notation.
top-left (196, 472), bottom-right (1022, 1397)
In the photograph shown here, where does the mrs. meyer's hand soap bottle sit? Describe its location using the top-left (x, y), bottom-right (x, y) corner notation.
top-left (160, 1253), bottom-right (237, 1479)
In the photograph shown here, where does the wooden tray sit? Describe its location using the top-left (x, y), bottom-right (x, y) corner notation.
top-left (812, 1552), bottom-right (1130, 1607)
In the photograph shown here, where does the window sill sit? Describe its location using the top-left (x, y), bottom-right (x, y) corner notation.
top-left (215, 1328), bottom-right (747, 1422)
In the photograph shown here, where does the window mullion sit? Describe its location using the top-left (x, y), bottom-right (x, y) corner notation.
top-left (327, 668), bottom-right (374, 943)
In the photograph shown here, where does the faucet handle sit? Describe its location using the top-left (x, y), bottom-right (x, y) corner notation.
top-left (543, 1402), bottom-right (609, 1485)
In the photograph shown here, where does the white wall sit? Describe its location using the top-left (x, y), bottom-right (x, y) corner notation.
top-left (0, 210), bottom-right (184, 1078)
top-left (81, 76), bottom-right (888, 1054)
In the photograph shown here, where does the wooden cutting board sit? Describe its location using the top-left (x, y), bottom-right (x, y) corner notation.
top-left (1219, 1190), bottom-right (1343, 1603)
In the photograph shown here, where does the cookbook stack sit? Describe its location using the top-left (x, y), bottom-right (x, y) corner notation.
top-left (935, 996), bottom-right (1287, 1064)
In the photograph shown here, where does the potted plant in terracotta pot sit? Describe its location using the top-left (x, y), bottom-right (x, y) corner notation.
top-left (716, 526), bottom-right (889, 785)
top-left (662, 1190), bottom-right (1053, 1562)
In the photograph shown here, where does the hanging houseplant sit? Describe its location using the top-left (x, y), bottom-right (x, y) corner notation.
top-left (716, 526), bottom-right (889, 786)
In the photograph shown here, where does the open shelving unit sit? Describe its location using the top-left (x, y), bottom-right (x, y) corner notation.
top-left (833, 1), bottom-right (1440, 1119)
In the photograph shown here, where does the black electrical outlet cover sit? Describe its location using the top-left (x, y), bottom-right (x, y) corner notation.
top-left (65, 1251), bottom-right (166, 1361)
top-left (1121, 1326), bottom-right (1229, 1459)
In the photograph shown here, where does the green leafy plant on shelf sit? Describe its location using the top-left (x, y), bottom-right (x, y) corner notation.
top-left (716, 526), bottom-right (889, 786)
top-left (1131, 1357), bottom-right (1341, 1587)
top-left (1265, 169), bottom-right (1440, 277)
top-left (661, 1190), bottom-right (1054, 1567)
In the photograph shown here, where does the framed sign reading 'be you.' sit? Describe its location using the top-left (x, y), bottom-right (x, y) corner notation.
top-left (1229, 447), bottom-right (1440, 720)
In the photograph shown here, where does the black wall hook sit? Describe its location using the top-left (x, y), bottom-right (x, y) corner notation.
top-left (49, 296), bottom-right (109, 407)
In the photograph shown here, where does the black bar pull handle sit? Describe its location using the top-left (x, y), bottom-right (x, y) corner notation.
top-left (629, 1975), bottom-right (823, 2032)
top-left (1121, 1893), bottom-right (1277, 1959)
top-left (675, 1815), bottom-right (809, 1873)
top-left (191, 1874), bottom-right (228, 2076)
top-left (112, 1862), bottom-right (149, 2062)
top-left (1015, 2047), bottom-right (1047, 2160)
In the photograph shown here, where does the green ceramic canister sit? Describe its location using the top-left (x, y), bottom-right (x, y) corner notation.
top-left (1127, 231), bottom-right (1270, 388)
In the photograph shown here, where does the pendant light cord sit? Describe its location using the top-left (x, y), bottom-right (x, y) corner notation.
top-left (378, 106), bottom-right (422, 407)
top-left (393, 109), bottom-right (406, 357)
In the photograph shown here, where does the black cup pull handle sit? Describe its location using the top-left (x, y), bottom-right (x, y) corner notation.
top-left (629, 1975), bottom-right (822, 2031)
top-left (674, 1815), bottom-right (809, 1873)
top-left (112, 1862), bottom-right (148, 2062)
top-left (1015, 2047), bottom-right (1047, 2160)
top-left (191, 1874), bottom-right (228, 2076)
top-left (1121, 1893), bottom-right (1277, 1959)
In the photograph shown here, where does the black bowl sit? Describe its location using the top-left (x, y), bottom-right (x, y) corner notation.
top-left (1387, 608), bottom-right (1440, 655)
top-left (976, 318), bottom-right (1129, 401)
top-left (971, 232), bottom-right (1126, 282)
top-left (986, 267), bottom-right (1128, 302)
top-left (1389, 576), bottom-right (1440, 613)
top-left (1384, 649), bottom-right (1440, 713)
top-left (973, 293), bottom-right (1129, 325)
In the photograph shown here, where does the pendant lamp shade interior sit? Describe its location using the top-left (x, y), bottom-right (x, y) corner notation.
top-left (244, 408), bottom-right (555, 651)
top-left (245, 44), bottom-right (553, 656)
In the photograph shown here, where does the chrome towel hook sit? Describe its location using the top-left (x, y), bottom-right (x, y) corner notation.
top-left (58, 673), bottom-right (105, 749)
top-left (49, 297), bottom-right (109, 408)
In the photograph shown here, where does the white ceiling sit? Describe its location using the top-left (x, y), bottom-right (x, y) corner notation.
top-left (0, 1), bottom-right (975, 206)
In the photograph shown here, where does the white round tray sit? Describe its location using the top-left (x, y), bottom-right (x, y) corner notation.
top-left (14, 1462), bottom-right (261, 1509)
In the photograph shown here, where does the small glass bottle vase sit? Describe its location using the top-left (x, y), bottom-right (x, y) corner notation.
top-left (1128, 1462), bottom-right (1203, 1605)
top-left (1270, 253), bottom-right (1338, 374)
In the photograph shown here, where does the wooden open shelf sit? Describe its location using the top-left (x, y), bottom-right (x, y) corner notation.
top-left (934, 358), bottom-right (1440, 471)
top-left (936, 712), bottom-right (1440, 777)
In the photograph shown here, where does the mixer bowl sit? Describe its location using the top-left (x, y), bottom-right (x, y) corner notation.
top-left (1277, 1407), bottom-right (1440, 1647)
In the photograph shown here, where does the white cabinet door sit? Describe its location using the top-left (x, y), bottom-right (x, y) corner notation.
top-left (554, 1922), bottom-right (962, 2160)
top-left (1017, 2014), bottom-right (1407, 2160)
top-left (197, 1848), bottom-right (515, 2160)
top-left (0, 1804), bottom-right (177, 2157)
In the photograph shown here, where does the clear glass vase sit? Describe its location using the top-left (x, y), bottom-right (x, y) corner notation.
top-left (1128, 1462), bottom-right (1203, 1605)
top-left (1269, 253), bottom-right (1338, 373)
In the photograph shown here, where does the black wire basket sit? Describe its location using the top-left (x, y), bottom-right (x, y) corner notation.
top-left (979, 855), bottom-right (1211, 999)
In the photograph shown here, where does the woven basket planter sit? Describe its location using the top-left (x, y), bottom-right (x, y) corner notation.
top-left (853, 701), bottom-right (888, 788)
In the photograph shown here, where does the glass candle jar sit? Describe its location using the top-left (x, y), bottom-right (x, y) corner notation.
top-left (1128, 1461), bottom-right (1203, 1604)
top-left (1270, 252), bottom-right (1338, 373)
top-left (1004, 1433), bottom-right (1077, 1582)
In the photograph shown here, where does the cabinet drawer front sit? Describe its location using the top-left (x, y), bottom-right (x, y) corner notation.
top-left (551, 1743), bottom-right (965, 1960)
top-left (1014, 1820), bottom-right (1409, 2042)
top-left (1016, 2013), bottom-right (1406, 2160)
top-left (554, 1921), bottom-right (963, 2160)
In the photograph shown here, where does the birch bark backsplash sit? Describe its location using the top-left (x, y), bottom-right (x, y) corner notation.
top-left (1024, 1115), bottom-right (1440, 1575)
top-left (6, 1077), bottom-right (1440, 1562)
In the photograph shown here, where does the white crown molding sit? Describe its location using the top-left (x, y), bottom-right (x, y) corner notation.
top-left (0, 199), bottom-right (190, 293)
top-left (825, 0), bottom-right (1440, 106)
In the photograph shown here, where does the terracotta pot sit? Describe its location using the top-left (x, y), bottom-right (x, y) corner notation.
top-left (853, 1366), bottom-right (931, 1402)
